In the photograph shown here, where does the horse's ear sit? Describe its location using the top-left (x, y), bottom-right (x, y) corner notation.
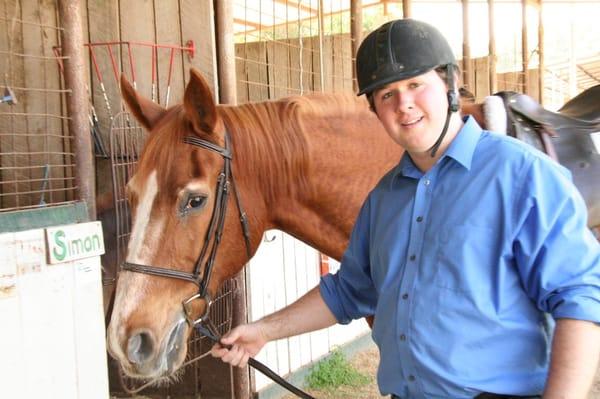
top-left (184, 68), bottom-right (218, 134)
top-left (120, 74), bottom-right (167, 131)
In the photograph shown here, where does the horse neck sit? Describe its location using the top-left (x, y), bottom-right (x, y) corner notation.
top-left (221, 95), bottom-right (402, 260)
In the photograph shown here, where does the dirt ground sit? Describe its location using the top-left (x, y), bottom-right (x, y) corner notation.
top-left (284, 345), bottom-right (600, 399)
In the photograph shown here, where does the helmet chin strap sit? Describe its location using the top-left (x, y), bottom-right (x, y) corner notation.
top-left (429, 65), bottom-right (460, 158)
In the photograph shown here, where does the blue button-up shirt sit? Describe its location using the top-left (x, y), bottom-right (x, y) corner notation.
top-left (320, 116), bottom-right (600, 398)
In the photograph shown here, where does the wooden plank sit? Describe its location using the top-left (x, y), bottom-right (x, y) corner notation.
top-left (245, 41), bottom-right (269, 101)
top-left (0, 0), bottom-right (17, 208)
top-left (528, 68), bottom-right (539, 102)
top-left (235, 43), bottom-right (249, 103)
top-left (180, 0), bottom-right (217, 96)
top-left (21, 0), bottom-right (51, 207)
top-left (266, 40), bottom-right (290, 99)
top-left (153, 1), bottom-right (185, 106)
top-left (87, 0), bottom-right (121, 202)
top-left (341, 33), bottom-right (354, 92)
top-left (332, 34), bottom-right (344, 92)
top-left (39, 0), bottom-right (65, 204)
top-left (119, 0), bottom-right (155, 101)
top-left (289, 37), bottom-right (318, 94)
top-left (474, 56), bottom-right (490, 101)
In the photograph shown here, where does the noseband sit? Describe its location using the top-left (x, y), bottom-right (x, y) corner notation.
top-left (121, 131), bottom-right (252, 326)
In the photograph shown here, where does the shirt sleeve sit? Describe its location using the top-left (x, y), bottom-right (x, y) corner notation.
top-left (513, 155), bottom-right (600, 323)
top-left (320, 195), bottom-right (377, 324)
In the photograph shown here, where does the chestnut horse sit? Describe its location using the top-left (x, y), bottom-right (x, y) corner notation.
top-left (106, 68), bottom-right (598, 380)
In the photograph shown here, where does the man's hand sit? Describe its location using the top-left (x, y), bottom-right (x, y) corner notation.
top-left (210, 322), bottom-right (268, 367)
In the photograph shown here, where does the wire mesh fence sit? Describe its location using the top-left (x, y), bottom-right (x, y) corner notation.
top-left (234, 0), bottom-right (355, 103)
top-left (0, 0), bottom-right (77, 212)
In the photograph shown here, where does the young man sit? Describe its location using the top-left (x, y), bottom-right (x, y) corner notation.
top-left (211, 19), bottom-right (600, 398)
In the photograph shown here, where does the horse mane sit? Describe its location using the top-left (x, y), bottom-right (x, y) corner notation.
top-left (219, 92), bottom-right (371, 204)
top-left (135, 92), bottom-right (371, 204)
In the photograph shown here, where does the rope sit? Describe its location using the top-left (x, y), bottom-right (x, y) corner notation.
top-left (194, 323), bottom-right (317, 399)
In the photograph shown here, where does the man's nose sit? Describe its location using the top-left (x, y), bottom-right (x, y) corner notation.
top-left (395, 92), bottom-right (414, 113)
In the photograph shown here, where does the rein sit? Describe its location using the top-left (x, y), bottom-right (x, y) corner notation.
top-left (120, 132), bottom-right (315, 399)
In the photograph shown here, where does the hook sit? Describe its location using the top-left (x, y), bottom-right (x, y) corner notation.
top-left (0, 86), bottom-right (18, 105)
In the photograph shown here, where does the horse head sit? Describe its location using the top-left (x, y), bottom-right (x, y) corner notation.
top-left (107, 69), bottom-right (262, 380)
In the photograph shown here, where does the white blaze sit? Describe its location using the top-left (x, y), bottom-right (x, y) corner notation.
top-left (107, 170), bottom-right (165, 361)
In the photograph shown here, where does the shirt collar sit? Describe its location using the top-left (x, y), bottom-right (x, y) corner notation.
top-left (391, 116), bottom-right (483, 183)
top-left (443, 115), bottom-right (482, 171)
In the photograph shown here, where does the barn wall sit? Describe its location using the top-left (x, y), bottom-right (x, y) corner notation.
top-left (82, 0), bottom-right (218, 203)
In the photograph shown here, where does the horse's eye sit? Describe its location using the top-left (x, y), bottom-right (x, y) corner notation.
top-left (181, 194), bottom-right (207, 215)
top-left (187, 195), bottom-right (206, 209)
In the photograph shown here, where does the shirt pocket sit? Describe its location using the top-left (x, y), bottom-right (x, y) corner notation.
top-left (434, 225), bottom-right (498, 293)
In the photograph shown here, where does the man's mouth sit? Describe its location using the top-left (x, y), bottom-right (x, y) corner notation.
top-left (401, 116), bottom-right (424, 126)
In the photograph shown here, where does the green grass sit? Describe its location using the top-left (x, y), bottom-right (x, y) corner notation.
top-left (306, 349), bottom-right (372, 391)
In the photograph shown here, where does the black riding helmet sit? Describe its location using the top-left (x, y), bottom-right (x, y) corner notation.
top-left (356, 19), bottom-right (460, 157)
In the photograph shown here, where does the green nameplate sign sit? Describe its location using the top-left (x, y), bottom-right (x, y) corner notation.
top-left (46, 221), bottom-right (105, 264)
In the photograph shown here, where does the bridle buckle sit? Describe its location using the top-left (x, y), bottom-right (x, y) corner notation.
top-left (182, 293), bottom-right (213, 326)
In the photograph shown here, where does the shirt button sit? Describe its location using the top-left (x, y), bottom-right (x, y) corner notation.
top-left (416, 216), bottom-right (423, 222)
top-left (402, 293), bottom-right (409, 300)
top-left (423, 179), bottom-right (430, 186)
top-left (400, 334), bottom-right (406, 341)
top-left (408, 375), bottom-right (416, 382)
top-left (409, 254), bottom-right (416, 261)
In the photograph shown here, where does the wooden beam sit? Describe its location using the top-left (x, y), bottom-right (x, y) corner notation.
top-left (537, 0), bottom-right (544, 104)
top-left (403, 0), bottom-right (412, 18)
top-left (522, 0), bottom-right (529, 94)
top-left (58, 0), bottom-right (95, 219)
top-left (234, 18), bottom-right (263, 30)
top-left (488, 0), bottom-right (497, 94)
top-left (351, 0), bottom-right (362, 92)
top-left (273, 0), bottom-right (317, 16)
top-left (462, 0), bottom-right (472, 90)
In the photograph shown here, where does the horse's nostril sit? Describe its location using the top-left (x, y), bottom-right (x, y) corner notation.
top-left (127, 331), bottom-right (154, 365)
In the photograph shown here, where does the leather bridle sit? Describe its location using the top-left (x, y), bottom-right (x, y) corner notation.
top-left (121, 131), bottom-right (252, 327)
top-left (119, 131), bottom-right (315, 399)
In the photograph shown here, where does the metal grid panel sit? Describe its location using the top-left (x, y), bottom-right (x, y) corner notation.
top-left (234, 0), bottom-right (355, 103)
top-left (0, 0), bottom-right (77, 211)
top-left (108, 111), bottom-right (237, 396)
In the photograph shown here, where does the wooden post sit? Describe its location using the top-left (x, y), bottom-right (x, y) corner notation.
top-left (522, 0), bottom-right (529, 94)
top-left (318, 0), bottom-right (325, 92)
top-left (462, 0), bottom-right (472, 90)
top-left (57, 0), bottom-right (95, 220)
top-left (537, 0), bottom-right (544, 104)
top-left (403, 0), bottom-right (412, 18)
top-left (350, 0), bottom-right (362, 92)
top-left (488, 0), bottom-right (497, 94)
top-left (215, 0), bottom-right (236, 104)
top-left (215, 5), bottom-right (248, 399)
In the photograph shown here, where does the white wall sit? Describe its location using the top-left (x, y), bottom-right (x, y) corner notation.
top-left (246, 230), bottom-right (369, 391)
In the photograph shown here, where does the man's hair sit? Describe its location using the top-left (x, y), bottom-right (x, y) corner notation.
top-left (366, 66), bottom-right (461, 113)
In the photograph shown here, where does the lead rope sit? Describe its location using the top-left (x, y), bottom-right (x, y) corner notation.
top-left (194, 321), bottom-right (316, 399)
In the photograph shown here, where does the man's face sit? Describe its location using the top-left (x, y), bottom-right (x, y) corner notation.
top-left (372, 70), bottom-right (449, 154)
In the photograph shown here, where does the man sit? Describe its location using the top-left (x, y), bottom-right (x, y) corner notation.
top-left (211, 19), bottom-right (600, 398)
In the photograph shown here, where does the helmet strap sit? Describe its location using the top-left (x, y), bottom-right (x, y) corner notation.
top-left (429, 65), bottom-right (459, 157)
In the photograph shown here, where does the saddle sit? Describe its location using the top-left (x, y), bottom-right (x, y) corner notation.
top-left (495, 84), bottom-right (600, 160)
top-left (493, 85), bottom-right (600, 227)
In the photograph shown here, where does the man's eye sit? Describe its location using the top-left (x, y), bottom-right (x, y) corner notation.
top-left (382, 91), bottom-right (393, 100)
